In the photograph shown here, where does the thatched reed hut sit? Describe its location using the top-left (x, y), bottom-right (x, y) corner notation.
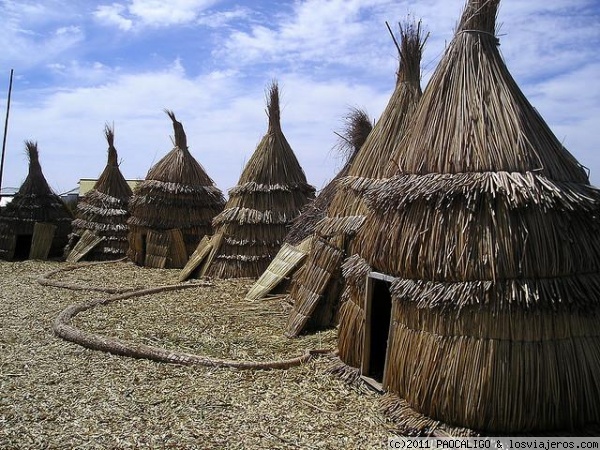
top-left (127, 110), bottom-right (225, 268)
top-left (66, 125), bottom-right (132, 261)
top-left (202, 82), bottom-right (315, 279)
top-left (342, 0), bottom-right (600, 434)
top-left (0, 141), bottom-right (72, 260)
top-left (285, 19), bottom-right (426, 337)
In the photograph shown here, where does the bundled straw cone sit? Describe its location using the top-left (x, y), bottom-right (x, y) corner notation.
top-left (283, 19), bottom-right (426, 338)
top-left (0, 141), bottom-right (73, 260)
top-left (127, 111), bottom-right (225, 267)
top-left (352, 0), bottom-right (600, 434)
top-left (206, 82), bottom-right (316, 279)
top-left (68, 125), bottom-right (132, 260)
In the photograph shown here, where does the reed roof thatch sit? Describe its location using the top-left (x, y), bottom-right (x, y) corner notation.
top-left (204, 81), bottom-right (316, 279)
top-left (284, 19), bottom-right (426, 337)
top-left (0, 141), bottom-right (72, 260)
top-left (348, 0), bottom-right (600, 434)
top-left (68, 125), bottom-right (132, 260)
top-left (127, 110), bottom-right (225, 266)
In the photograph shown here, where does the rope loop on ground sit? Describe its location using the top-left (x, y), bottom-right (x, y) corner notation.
top-left (43, 260), bottom-right (335, 370)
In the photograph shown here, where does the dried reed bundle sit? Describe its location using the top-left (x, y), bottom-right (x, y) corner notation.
top-left (347, 0), bottom-right (600, 434)
top-left (285, 236), bottom-right (344, 337)
top-left (0, 141), bottom-right (72, 260)
top-left (205, 81), bottom-right (315, 279)
top-left (127, 110), bottom-right (225, 266)
top-left (67, 125), bottom-right (133, 260)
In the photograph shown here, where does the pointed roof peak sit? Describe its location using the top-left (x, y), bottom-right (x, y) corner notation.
top-left (104, 123), bottom-right (118, 167)
top-left (164, 109), bottom-right (188, 151)
top-left (389, 17), bottom-right (428, 84)
top-left (266, 80), bottom-right (281, 132)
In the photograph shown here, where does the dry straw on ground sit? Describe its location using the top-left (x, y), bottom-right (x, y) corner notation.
top-left (0, 260), bottom-right (396, 448)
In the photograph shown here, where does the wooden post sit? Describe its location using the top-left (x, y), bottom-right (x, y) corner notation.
top-left (0, 69), bottom-right (14, 195)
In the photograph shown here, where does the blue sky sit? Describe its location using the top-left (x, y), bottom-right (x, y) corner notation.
top-left (1, 0), bottom-right (599, 197)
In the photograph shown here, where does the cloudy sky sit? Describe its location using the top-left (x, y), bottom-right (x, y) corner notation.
top-left (0, 0), bottom-right (598, 197)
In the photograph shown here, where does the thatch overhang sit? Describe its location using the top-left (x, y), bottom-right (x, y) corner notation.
top-left (0, 141), bottom-right (72, 260)
top-left (205, 82), bottom-right (316, 279)
top-left (68, 125), bottom-right (133, 260)
top-left (127, 111), bottom-right (225, 267)
top-left (284, 19), bottom-right (426, 337)
top-left (347, 0), bottom-right (600, 434)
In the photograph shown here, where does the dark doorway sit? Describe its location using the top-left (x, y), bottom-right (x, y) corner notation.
top-left (14, 234), bottom-right (33, 260)
top-left (361, 273), bottom-right (393, 391)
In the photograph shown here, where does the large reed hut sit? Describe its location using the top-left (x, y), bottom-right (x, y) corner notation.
top-left (342, 0), bottom-right (600, 434)
top-left (202, 82), bottom-right (315, 279)
top-left (127, 111), bottom-right (225, 268)
top-left (285, 20), bottom-right (426, 337)
top-left (0, 141), bottom-right (72, 260)
top-left (66, 125), bottom-right (132, 261)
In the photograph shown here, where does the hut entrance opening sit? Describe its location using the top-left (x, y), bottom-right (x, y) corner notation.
top-left (361, 272), bottom-right (394, 391)
top-left (14, 234), bottom-right (33, 260)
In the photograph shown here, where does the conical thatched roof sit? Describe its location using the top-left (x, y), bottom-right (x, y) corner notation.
top-left (349, 0), bottom-right (600, 434)
top-left (284, 19), bottom-right (426, 337)
top-left (284, 107), bottom-right (373, 246)
top-left (127, 111), bottom-right (225, 267)
top-left (0, 141), bottom-right (72, 260)
top-left (205, 82), bottom-right (316, 278)
top-left (68, 125), bottom-right (133, 260)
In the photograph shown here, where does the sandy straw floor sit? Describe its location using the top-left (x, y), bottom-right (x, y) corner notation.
top-left (0, 260), bottom-right (397, 449)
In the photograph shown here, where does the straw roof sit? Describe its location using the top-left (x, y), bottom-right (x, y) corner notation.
top-left (285, 107), bottom-right (373, 246)
top-left (68, 125), bottom-right (133, 260)
top-left (349, 0), bottom-right (600, 433)
top-left (205, 82), bottom-right (316, 279)
top-left (127, 111), bottom-right (225, 265)
top-left (0, 141), bottom-right (72, 259)
top-left (284, 19), bottom-right (426, 337)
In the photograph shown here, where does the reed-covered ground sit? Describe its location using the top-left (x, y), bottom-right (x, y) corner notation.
top-left (0, 260), bottom-right (395, 449)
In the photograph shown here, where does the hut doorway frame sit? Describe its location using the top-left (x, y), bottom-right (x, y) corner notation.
top-left (361, 271), bottom-right (394, 392)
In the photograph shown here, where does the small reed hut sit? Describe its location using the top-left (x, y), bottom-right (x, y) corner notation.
top-left (284, 19), bottom-right (426, 337)
top-left (0, 141), bottom-right (72, 260)
top-left (343, 0), bottom-right (600, 434)
top-left (127, 110), bottom-right (225, 268)
top-left (204, 82), bottom-right (316, 279)
top-left (66, 125), bottom-right (132, 261)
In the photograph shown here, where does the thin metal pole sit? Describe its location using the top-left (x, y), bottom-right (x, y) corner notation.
top-left (0, 68), bottom-right (14, 194)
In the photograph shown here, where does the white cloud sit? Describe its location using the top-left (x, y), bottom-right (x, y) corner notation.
top-left (196, 7), bottom-right (250, 28)
top-left (0, 1), bottom-right (85, 70)
top-left (94, 3), bottom-right (133, 31)
top-left (94, 0), bottom-right (219, 30)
